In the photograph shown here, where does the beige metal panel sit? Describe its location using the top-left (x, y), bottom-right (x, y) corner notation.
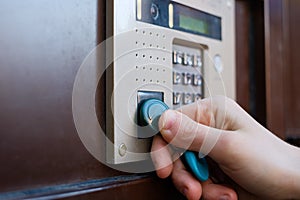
top-left (107, 0), bottom-right (235, 164)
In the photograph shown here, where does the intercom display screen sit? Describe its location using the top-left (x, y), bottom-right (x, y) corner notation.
top-left (174, 3), bottom-right (222, 40)
top-left (179, 15), bottom-right (208, 35)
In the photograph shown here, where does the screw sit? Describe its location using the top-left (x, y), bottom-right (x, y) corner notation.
top-left (119, 143), bottom-right (127, 157)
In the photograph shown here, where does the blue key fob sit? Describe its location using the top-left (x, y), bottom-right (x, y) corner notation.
top-left (182, 151), bottom-right (209, 181)
top-left (139, 99), bottom-right (209, 182)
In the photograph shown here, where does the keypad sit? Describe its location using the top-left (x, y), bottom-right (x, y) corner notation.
top-left (172, 44), bottom-right (203, 107)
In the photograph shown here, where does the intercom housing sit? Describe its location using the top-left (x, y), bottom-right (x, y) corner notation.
top-left (106, 0), bottom-right (236, 164)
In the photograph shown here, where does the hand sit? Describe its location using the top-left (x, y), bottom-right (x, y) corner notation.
top-left (151, 96), bottom-right (300, 199)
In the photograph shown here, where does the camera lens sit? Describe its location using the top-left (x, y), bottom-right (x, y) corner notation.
top-left (150, 3), bottom-right (159, 20)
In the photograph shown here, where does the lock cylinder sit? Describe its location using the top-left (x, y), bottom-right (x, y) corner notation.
top-left (139, 99), bottom-right (169, 132)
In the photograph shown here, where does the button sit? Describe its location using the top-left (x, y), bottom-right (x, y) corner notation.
top-left (227, 0), bottom-right (233, 9)
top-left (183, 53), bottom-right (188, 65)
top-left (173, 51), bottom-right (183, 64)
top-left (183, 93), bottom-right (193, 104)
top-left (194, 55), bottom-right (202, 68)
top-left (182, 73), bottom-right (192, 85)
top-left (183, 53), bottom-right (193, 66)
top-left (193, 74), bottom-right (202, 86)
top-left (173, 71), bottom-right (181, 84)
top-left (194, 93), bottom-right (202, 101)
top-left (173, 92), bottom-right (181, 105)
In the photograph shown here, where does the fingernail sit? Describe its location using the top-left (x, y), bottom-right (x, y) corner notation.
top-left (160, 110), bottom-right (177, 131)
top-left (219, 195), bottom-right (230, 200)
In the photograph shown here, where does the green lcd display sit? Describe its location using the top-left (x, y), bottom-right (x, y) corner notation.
top-left (179, 14), bottom-right (209, 35)
top-left (174, 2), bottom-right (222, 40)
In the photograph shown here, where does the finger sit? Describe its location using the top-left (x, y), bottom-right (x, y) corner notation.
top-left (202, 179), bottom-right (238, 200)
top-left (150, 135), bottom-right (173, 178)
top-left (171, 159), bottom-right (202, 200)
top-left (177, 97), bottom-right (246, 131)
top-left (158, 109), bottom-right (233, 161)
top-left (176, 98), bottom-right (215, 126)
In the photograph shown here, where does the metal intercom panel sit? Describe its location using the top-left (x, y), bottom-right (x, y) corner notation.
top-left (106, 0), bottom-right (235, 164)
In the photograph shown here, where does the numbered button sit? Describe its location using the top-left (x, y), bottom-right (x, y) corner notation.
top-left (173, 72), bottom-right (181, 84)
top-left (173, 92), bottom-right (181, 105)
top-left (173, 51), bottom-right (183, 64)
top-left (194, 93), bottom-right (202, 101)
top-left (183, 93), bottom-right (193, 104)
top-left (193, 74), bottom-right (202, 86)
top-left (183, 53), bottom-right (193, 66)
top-left (182, 73), bottom-right (192, 85)
top-left (172, 51), bottom-right (178, 64)
top-left (194, 55), bottom-right (202, 68)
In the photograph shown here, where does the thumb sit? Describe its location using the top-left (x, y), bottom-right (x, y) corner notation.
top-left (159, 110), bottom-right (231, 160)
